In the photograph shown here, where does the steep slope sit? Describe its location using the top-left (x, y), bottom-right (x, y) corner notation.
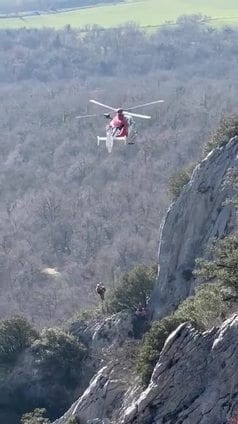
top-left (54, 311), bottom-right (140, 424)
top-left (54, 314), bottom-right (238, 424)
top-left (151, 136), bottom-right (238, 319)
top-left (122, 314), bottom-right (238, 424)
top-left (52, 137), bottom-right (238, 424)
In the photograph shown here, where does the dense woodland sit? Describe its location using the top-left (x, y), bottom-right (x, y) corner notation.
top-left (0, 17), bottom-right (238, 325)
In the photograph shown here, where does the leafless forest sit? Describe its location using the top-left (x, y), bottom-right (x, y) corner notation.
top-left (1, 18), bottom-right (238, 325)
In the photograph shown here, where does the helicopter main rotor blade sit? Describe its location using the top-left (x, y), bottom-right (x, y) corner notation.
top-left (90, 99), bottom-right (117, 111)
top-left (76, 113), bottom-right (101, 119)
top-left (126, 99), bottom-right (164, 111)
top-left (126, 111), bottom-right (151, 119)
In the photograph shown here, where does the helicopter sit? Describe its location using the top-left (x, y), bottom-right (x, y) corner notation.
top-left (76, 99), bottom-right (164, 153)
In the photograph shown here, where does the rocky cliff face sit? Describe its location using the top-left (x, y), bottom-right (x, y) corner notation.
top-left (52, 137), bottom-right (238, 424)
top-left (54, 311), bottom-right (140, 424)
top-left (122, 314), bottom-right (238, 424)
top-left (54, 365), bottom-right (128, 424)
top-left (151, 136), bottom-right (238, 319)
top-left (55, 315), bottom-right (238, 424)
top-left (69, 310), bottom-right (137, 356)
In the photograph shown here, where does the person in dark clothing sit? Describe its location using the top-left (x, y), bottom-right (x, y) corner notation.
top-left (96, 282), bottom-right (106, 301)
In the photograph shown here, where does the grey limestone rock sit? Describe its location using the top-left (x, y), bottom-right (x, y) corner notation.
top-left (70, 310), bottom-right (135, 355)
top-left (54, 137), bottom-right (238, 424)
top-left (151, 137), bottom-right (238, 319)
top-left (121, 314), bottom-right (238, 424)
top-left (91, 310), bottom-right (134, 352)
top-left (53, 311), bottom-right (136, 424)
top-left (54, 365), bottom-right (128, 424)
top-left (56, 315), bottom-right (238, 424)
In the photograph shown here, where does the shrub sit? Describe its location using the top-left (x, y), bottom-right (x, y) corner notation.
top-left (66, 418), bottom-right (79, 424)
top-left (195, 236), bottom-right (238, 289)
top-left (168, 163), bottom-right (195, 200)
top-left (136, 315), bottom-right (184, 385)
top-left (204, 115), bottom-right (238, 154)
top-left (224, 169), bottom-right (238, 208)
top-left (31, 328), bottom-right (87, 382)
top-left (20, 408), bottom-right (51, 424)
top-left (0, 316), bottom-right (38, 363)
top-left (174, 283), bottom-right (228, 328)
top-left (106, 264), bottom-right (156, 314)
top-left (137, 283), bottom-right (228, 385)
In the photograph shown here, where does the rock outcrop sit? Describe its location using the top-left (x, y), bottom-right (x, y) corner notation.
top-left (70, 311), bottom-right (134, 351)
top-left (55, 311), bottom-right (140, 424)
top-left (121, 314), bottom-right (238, 424)
top-left (55, 315), bottom-right (238, 424)
top-left (54, 365), bottom-right (128, 424)
top-left (53, 138), bottom-right (238, 424)
top-left (151, 137), bottom-right (238, 319)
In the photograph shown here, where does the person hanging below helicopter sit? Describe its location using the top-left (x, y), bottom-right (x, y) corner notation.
top-left (96, 282), bottom-right (106, 301)
top-left (104, 109), bottom-right (129, 138)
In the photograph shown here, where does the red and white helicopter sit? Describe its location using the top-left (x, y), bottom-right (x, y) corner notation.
top-left (76, 99), bottom-right (164, 153)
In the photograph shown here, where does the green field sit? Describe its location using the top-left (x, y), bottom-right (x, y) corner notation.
top-left (0, 0), bottom-right (238, 29)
